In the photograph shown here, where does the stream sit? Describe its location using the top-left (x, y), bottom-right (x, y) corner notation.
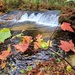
top-left (0, 10), bottom-right (62, 75)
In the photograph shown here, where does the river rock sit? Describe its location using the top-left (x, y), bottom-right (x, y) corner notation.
top-left (4, 14), bottom-right (15, 20)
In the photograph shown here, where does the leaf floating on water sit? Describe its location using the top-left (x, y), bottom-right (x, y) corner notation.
top-left (0, 28), bottom-right (11, 43)
top-left (60, 22), bottom-right (74, 32)
top-left (59, 40), bottom-right (74, 52)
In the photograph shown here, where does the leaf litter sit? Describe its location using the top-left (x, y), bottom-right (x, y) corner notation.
top-left (0, 22), bottom-right (75, 75)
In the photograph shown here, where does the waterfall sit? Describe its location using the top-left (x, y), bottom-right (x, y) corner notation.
top-left (18, 10), bottom-right (60, 27)
top-left (0, 10), bottom-right (60, 27)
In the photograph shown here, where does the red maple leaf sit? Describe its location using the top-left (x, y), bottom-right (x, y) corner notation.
top-left (13, 43), bottom-right (29, 52)
top-left (0, 50), bottom-right (10, 61)
top-left (13, 36), bottom-right (32, 52)
top-left (60, 22), bottom-right (74, 32)
top-left (59, 40), bottom-right (74, 52)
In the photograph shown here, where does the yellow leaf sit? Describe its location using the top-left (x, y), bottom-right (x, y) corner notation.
top-left (7, 44), bottom-right (11, 51)
top-left (47, 40), bottom-right (52, 47)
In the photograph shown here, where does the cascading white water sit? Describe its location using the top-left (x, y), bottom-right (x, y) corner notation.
top-left (0, 10), bottom-right (60, 27)
top-left (18, 11), bottom-right (60, 27)
top-left (18, 13), bottom-right (44, 22)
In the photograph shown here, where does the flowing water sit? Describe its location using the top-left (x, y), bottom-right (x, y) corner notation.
top-left (0, 10), bottom-right (61, 75)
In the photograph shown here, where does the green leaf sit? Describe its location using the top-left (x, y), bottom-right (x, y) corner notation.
top-left (0, 28), bottom-right (11, 43)
top-left (41, 41), bottom-right (48, 49)
top-left (66, 65), bottom-right (72, 71)
top-left (26, 66), bottom-right (32, 71)
top-left (20, 69), bottom-right (25, 74)
top-left (57, 58), bottom-right (61, 62)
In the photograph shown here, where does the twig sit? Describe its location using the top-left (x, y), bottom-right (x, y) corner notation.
top-left (49, 26), bottom-right (59, 46)
top-left (48, 47), bottom-right (75, 71)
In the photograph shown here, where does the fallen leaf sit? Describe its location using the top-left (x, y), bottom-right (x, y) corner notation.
top-left (34, 41), bottom-right (42, 50)
top-left (71, 47), bottom-right (75, 53)
top-left (13, 43), bottom-right (29, 52)
top-left (66, 65), bottom-right (72, 72)
top-left (20, 69), bottom-right (25, 74)
top-left (36, 34), bottom-right (42, 41)
top-left (13, 36), bottom-right (32, 52)
top-left (37, 71), bottom-right (44, 75)
top-left (60, 22), bottom-right (74, 32)
top-left (59, 40), bottom-right (74, 52)
top-left (1, 62), bottom-right (6, 69)
top-left (26, 66), bottom-right (32, 71)
top-left (22, 36), bottom-right (32, 44)
top-left (0, 28), bottom-right (11, 43)
top-left (0, 50), bottom-right (10, 61)
top-left (47, 40), bottom-right (52, 47)
top-left (34, 34), bottom-right (42, 50)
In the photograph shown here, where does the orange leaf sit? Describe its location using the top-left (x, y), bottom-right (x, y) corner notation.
top-left (34, 41), bottom-right (42, 50)
top-left (34, 34), bottom-right (42, 50)
top-left (13, 43), bottom-right (29, 52)
top-left (37, 71), bottom-right (44, 75)
top-left (13, 36), bottom-right (32, 52)
top-left (22, 36), bottom-right (32, 44)
top-left (0, 50), bottom-right (10, 61)
top-left (59, 40), bottom-right (74, 52)
top-left (60, 22), bottom-right (74, 32)
top-left (1, 62), bottom-right (6, 69)
top-left (36, 34), bottom-right (42, 41)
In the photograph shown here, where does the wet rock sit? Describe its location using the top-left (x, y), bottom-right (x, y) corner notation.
top-left (16, 11), bottom-right (23, 20)
top-left (4, 14), bottom-right (15, 20)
